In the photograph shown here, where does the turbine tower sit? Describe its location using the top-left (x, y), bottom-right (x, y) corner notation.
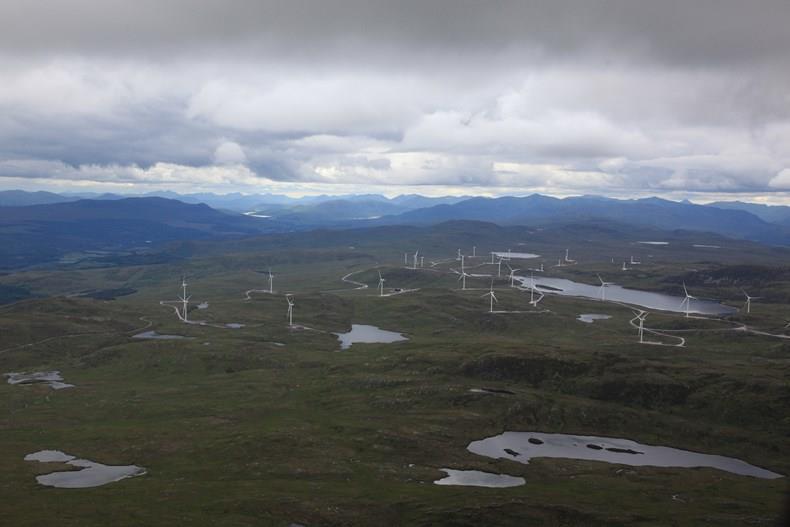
top-left (507, 265), bottom-right (521, 287)
top-left (742, 289), bottom-right (760, 314)
top-left (412, 250), bottom-right (419, 270)
top-left (286, 294), bottom-right (294, 326)
top-left (268, 268), bottom-right (274, 294)
top-left (481, 281), bottom-right (498, 313)
top-left (680, 282), bottom-right (696, 318)
top-left (457, 248), bottom-right (462, 261)
top-left (472, 246), bottom-right (476, 257)
top-left (378, 271), bottom-right (386, 297)
top-left (179, 276), bottom-right (191, 322)
top-left (597, 274), bottom-right (614, 301)
top-left (458, 255), bottom-right (470, 290)
top-left (634, 311), bottom-right (648, 343)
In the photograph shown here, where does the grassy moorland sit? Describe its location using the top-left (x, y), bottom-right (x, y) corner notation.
top-left (0, 222), bottom-right (788, 526)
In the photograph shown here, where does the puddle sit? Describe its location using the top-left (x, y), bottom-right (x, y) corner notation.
top-left (434, 469), bottom-right (525, 488)
top-left (467, 432), bottom-right (783, 479)
top-left (492, 251), bottom-right (540, 260)
top-left (469, 387), bottom-right (515, 395)
top-left (5, 371), bottom-right (74, 390)
top-left (132, 331), bottom-right (189, 340)
top-left (24, 450), bottom-right (146, 488)
top-left (333, 324), bottom-right (408, 350)
top-left (577, 314), bottom-right (612, 324)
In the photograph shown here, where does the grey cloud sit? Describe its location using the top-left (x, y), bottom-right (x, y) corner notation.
top-left (1, 1), bottom-right (789, 69)
top-left (0, 1), bottom-right (789, 197)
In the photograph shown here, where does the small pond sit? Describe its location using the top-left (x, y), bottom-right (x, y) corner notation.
top-left (132, 331), bottom-right (190, 340)
top-left (577, 314), bottom-right (612, 324)
top-left (25, 450), bottom-right (146, 488)
top-left (434, 469), bottom-right (525, 488)
top-left (5, 371), bottom-right (73, 390)
top-left (333, 324), bottom-right (408, 350)
top-left (467, 432), bottom-right (782, 479)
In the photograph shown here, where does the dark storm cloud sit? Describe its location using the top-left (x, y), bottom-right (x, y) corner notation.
top-left (0, 1), bottom-right (788, 196)
top-left (2, 0), bottom-right (789, 67)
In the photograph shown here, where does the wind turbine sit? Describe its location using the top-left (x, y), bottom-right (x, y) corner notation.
top-left (507, 264), bottom-right (521, 287)
top-left (482, 281), bottom-right (498, 313)
top-left (597, 274), bottom-right (614, 301)
top-left (528, 273), bottom-right (544, 306)
top-left (458, 269), bottom-right (470, 290)
top-left (268, 268), bottom-right (274, 294)
top-left (742, 289), bottom-right (760, 314)
top-left (630, 255), bottom-right (641, 265)
top-left (458, 256), bottom-right (470, 290)
top-left (179, 276), bottom-right (191, 322)
top-left (285, 294), bottom-right (294, 326)
top-left (680, 282), bottom-right (696, 318)
top-left (490, 251), bottom-right (496, 264)
top-left (472, 246), bottom-right (476, 257)
top-left (457, 248), bottom-right (462, 261)
top-left (497, 257), bottom-right (504, 277)
top-left (378, 271), bottom-right (386, 297)
top-left (539, 263), bottom-right (544, 272)
top-left (412, 250), bottom-right (419, 270)
top-left (420, 256), bottom-right (424, 268)
top-left (622, 261), bottom-right (629, 271)
top-left (565, 248), bottom-right (576, 263)
top-left (634, 311), bottom-right (648, 343)
top-left (404, 253), bottom-right (408, 266)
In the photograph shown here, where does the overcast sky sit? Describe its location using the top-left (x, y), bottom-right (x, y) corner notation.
top-left (1, 0), bottom-right (789, 201)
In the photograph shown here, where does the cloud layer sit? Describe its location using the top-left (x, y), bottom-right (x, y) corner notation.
top-left (1, 1), bottom-right (789, 198)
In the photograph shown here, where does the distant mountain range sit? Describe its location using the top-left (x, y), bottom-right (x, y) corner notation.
top-left (2, 190), bottom-right (790, 268)
top-left (0, 197), bottom-right (279, 268)
top-left (374, 195), bottom-right (790, 245)
top-left (0, 189), bottom-right (467, 213)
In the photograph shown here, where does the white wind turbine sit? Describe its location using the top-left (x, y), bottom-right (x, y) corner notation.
top-left (482, 281), bottom-right (498, 313)
top-left (634, 311), bottom-right (648, 343)
top-left (497, 257), bottom-right (504, 277)
top-left (378, 271), bottom-right (386, 297)
top-left (507, 264), bottom-right (521, 287)
top-left (412, 250), bottom-right (419, 270)
top-left (420, 256), bottom-right (424, 268)
top-left (457, 248), bottom-right (462, 261)
top-left (630, 255), bottom-right (641, 265)
top-left (742, 289), bottom-right (760, 314)
top-left (565, 248), bottom-right (576, 263)
top-left (490, 251), bottom-right (496, 264)
top-left (597, 274), bottom-right (614, 301)
top-left (285, 294), bottom-right (294, 326)
top-left (472, 246), bottom-right (476, 257)
top-left (528, 273), bottom-right (544, 306)
top-left (268, 268), bottom-right (274, 294)
top-left (680, 282), bottom-right (696, 318)
top-left (179, 276), bottom-right (191, 322)
top-left (622, 261), bottom-right (629, 271)
top-left (404, 253), bottom-right (408, 266)
top-left (458, 255), bottom-right (470, 290)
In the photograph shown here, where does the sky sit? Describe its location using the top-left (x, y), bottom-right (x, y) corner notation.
top-left (1, 0), bottom-right (790, 202)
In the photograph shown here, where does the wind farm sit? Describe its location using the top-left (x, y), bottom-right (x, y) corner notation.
top-left (2, 219), bottom-right (790, 527)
